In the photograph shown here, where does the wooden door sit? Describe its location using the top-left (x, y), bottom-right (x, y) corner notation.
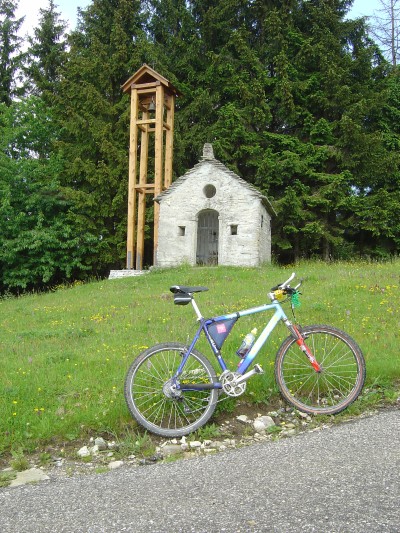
top-left (196, 210), bottom-right (219, 265)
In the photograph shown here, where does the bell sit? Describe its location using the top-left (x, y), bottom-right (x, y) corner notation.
top-left (147, 97), bottom-right (156, 112)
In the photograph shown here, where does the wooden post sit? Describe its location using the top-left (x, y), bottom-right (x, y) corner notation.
top-left (153, 84), bottom-right (164, 265)
top-left (136, 112), bottom-right (150, 270)
top-left (126, 88), bottom-right (139, 270)
top-left (164, 93), bottom-right (175, 188)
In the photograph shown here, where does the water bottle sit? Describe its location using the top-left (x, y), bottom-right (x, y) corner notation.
top-left (236, 328), bottom-right (257, 358)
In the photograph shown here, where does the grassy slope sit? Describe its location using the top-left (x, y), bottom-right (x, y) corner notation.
top-left (1, 261), bottom-right (399, 454)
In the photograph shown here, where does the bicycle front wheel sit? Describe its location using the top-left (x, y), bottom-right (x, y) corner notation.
top-left (275, 325), bottom-right (366, 415)
top-left (124, 342), bottom-right (218, 438)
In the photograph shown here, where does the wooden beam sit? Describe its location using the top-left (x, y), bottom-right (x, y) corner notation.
top-left (135, 187), bottom-right (156, 194)
top-left (136, 192), bottom-right (146, 270)
top-left (132, 81), bottom-right (161, 91)
top-left (154, 84), bottom-right (164, 196)
top-left (153, 85), bottom-right (164, 264)
top-left (135, 109), bottom-right (151, 271)
top-left (126, 88), bottom-right (139, 269)
top-left (164, 93), bottom-right (175, 189)
top-left (139, 113), bottom-right (149, 187)
top-left (136, 119), bottom-right (156, 126)
top-left (134, 183), bottom-right (156, 190)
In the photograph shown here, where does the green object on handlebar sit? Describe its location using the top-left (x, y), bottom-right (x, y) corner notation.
top-left (291, 290), bottom-right (301, 308)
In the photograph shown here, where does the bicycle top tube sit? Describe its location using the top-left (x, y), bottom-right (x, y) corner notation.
top-left (205, 301), bottom-right (286, 325)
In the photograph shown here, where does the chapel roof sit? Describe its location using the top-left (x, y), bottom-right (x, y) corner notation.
top-left (155, 144), bottom-right (276, 217)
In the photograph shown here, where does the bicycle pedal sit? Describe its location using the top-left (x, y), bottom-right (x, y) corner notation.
top-left (254, 364), bottom-right (264, 374)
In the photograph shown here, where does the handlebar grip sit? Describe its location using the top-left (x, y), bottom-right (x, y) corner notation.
top-left (282, 272), bottom-right (295, 288)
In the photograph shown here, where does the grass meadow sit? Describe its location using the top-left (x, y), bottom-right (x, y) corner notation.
top-left (1, 260), bottom-right (399, 456)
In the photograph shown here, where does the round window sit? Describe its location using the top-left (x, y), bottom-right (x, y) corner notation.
top-left (203, 184), bottom-right (216, 198)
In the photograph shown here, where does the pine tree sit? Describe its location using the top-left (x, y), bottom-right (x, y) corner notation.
top-left (339, 67), bottom-right (400, 256)
top-left (242, 0), bottom-right (391, 260)
top-left (0, 0), bottom-right (25, 105)
top-left (25, 0), bottom-right (67, 101)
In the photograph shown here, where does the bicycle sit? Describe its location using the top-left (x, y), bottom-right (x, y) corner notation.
top-left (124, 273), bottom-right (366, 437)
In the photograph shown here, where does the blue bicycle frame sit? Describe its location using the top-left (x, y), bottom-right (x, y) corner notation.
top-left (174, 300), bottom-right (290, 391)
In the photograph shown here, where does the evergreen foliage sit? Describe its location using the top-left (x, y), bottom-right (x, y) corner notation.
top-left (25, 0), bottom-right (67, 101)
top-left (0, 0), bottom-right (25, 104)
top-left (1, 0), bottom-right (400, 292)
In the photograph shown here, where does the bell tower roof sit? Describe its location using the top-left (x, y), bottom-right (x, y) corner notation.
top-left (121, 64), bottom-right (180, 95)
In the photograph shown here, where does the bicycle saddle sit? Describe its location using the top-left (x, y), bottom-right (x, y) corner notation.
top-left (170, 285), bottom-right (209, 294)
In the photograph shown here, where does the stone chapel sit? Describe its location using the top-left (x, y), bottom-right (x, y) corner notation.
top-left (154, 144), bottom-right (275, 268)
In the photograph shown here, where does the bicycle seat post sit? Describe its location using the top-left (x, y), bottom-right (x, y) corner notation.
top-left (191, 297), bottom-right (203, 320)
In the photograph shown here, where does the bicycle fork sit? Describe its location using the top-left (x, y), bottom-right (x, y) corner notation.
top-left (286, 320), bottom-right (322, 373)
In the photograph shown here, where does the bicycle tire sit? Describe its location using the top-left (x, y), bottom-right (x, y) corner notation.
top-left (275, 325), bottom-right (366, 415)
top-left (124, 342), bottom-right (218, 437)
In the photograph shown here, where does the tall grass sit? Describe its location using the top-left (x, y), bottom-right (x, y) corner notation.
top-left (1, 261), bottom-right (399, 454)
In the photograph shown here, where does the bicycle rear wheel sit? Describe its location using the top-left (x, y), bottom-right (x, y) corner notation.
top-left (124, 342), bottom-right (218, 437)
top-left (275, 325), bottom-right (365, 415)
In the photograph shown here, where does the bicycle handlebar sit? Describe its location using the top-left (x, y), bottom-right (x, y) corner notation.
top-left (270, 272), bottom-right (295, 292)
top-left (269, 272), bottom-right (302, 303)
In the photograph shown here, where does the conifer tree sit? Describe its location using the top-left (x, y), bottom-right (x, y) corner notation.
top-left (0, 0), bottom-right (25, 105)
top-left (26, 0), bottom-right (67, 101)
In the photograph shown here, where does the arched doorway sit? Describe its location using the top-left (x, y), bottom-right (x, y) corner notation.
top-left (196, 209), bottom-right (219, 265)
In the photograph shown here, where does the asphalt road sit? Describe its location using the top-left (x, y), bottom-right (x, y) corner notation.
top-left (1, 408), bottom-right (399, 533)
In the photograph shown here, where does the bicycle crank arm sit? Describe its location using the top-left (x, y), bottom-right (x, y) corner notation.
top-left (179, 365), bottom-right (264, 392)
top-left (234, 364), bottom-right (264, 385)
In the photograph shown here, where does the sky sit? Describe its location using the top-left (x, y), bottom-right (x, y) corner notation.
top-left (349, 0), bottom-right (383, 18)
top-left (15, 0), bottom-right (383, 39)
top-left (16, 0), bottom-right (90, 36)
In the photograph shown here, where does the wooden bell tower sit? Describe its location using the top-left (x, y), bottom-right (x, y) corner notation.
top-left (122, 64), bottom-right (179, 270)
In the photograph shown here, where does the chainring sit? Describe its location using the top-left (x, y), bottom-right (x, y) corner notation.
top-left (220, 370), bottom-right (247, 397)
